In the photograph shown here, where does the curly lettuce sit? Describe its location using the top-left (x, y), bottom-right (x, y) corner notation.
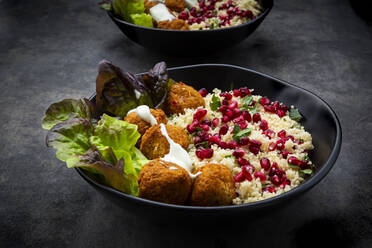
top-left (111, 0), bottom-right (153, 27)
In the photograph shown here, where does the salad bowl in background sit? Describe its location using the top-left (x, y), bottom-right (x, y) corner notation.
top-left (76, 64), bottom-right (342, 221)
top-left (107, 0), bottom-right (273, 55)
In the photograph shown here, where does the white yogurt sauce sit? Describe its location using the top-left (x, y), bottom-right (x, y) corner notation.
top-left (149, 3), bottom-right (175, 22)
top-left (159, 123), bottom-right (200, 179)
top-left (127, 105), bottom-right (157, 126)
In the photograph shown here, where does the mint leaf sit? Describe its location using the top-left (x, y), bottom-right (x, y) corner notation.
top-left (249, 98), bottom-right (261, 114)
top-left (303, 154), bottom-right (310, 162)
top-left (195, 127), bottom-right (203, 132)
top-left (289, 108), bottom-right (302, 122)
top-left (225, 155), bottom-right (232, 158)
top-left (232, 124), bottom-right (252, 141)
top-left (300, 169), bottom-right (312, 175)
top-left (242, 95), bottom-right (253, 107)
top-left (289, 164), bottom-right (300, 169)
top-left (210, 94), bottom-right (221, 111)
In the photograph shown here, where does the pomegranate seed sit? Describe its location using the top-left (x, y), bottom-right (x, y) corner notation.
top-left (259, 97), bottom-right (271, 106)
top-left (193, 109), bottom-right (207, 121)
top-left (282, 150), bottom-right (292, 159)
top-left (194, 136), bottom-right (202, 144)
top-left (233, 89), bottom-right (240, 97)
top-left (288, 156), bottom-right (301, 166)
top-left (228, 100), bottom-right (238, 110)
top-left (263, 185), bottom-right (276, 193)
top-left (245, 9), bottom-right (253, 19)
top-left (254, 171), bottom-right (267, 182)
top-left (271, 175), bottom-right (281, 185)
top-left (218, 105), bottom-right (228, 113)
top-left (269, 163), bottom-right (278, 176)
top-left (280, 179), bottom-right (291, 188)
top-left (263, 129), bottom-right (275, 139)
top-left (287, 135), bottom-right (295, 142)
top-left (278, 103), bottom-right (288, 111)
top-left (237, 157), bottom-right (250, 166)
top-left (219, 125), bottom-right (228, 135)
top-left (196, 148), bottom-right (213, 159)
top-left (276, 110), bottom-right (286, 117)
top-left (222, 115), bottom-right (230, 123)
top-left (259, 120), bottom-right (268, 131)
top-left (275, 139), bottom-right (285, 150)
top-left (200, 119), bottom-right (211, 126)
top-left (233, 115), bottom-right (244, 124)
top-left (268, 142), bottom-right (276, 151)
top-left (242, 165), bottom-right (253, 181)
top-left (201, 125), bottom-right (210, 131)
top-left (249, 139), bottom-right (262, 147)
top-left (239, 122), bottom-right (248, 130)
top-left (252, 113), bottom-right (261, 123)
top-left (235, 172), bottom-right (245, 182)
top-left (220, 92), bottom-right (232, 100)
top-left (242, 111), bottom-right (251, 121)
top-left (238, 137), bottom-right (250, 146)
top-left (178, 11), bottom-right (189, 20)
top-left (239, 87), bottom-right (251, 97)
top-left (278, 130), bottom-right (286, 138)
top-left (209, 135), bottom-right (221, 145)
top-left (232, 149), bottom-right (245, 158)
top-left (219, 141), bottom-right (228, 149)
top-left (264, 105), bottom-right (275, 113)
top-left (222, 99), bottom-right (229, 105)
top-left (225, 109), bottom-right (233, 118)
top-left (232, 108), bottom-right (241, 117)
top-left (273, 101), bottom-right (280, 111)
top-left (211, 118), bottom-right (219, 127)
top-left (260, 158), bottom-right (271, 171)
top-left (227, 140), bottom-right (238, 149)
top-left (249, 145), bottom-right (260, 155)
top-left (200, 133), bottom-right (211, 142)
top-left (276, 169), bottom-right (286, 178)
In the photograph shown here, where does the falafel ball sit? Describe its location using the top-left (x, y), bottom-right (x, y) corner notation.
top-left (165, 0), bottom-right (186, 12)
top-left (140, 124), bottom-right (190, 159)
top-left (190, 163), bottom-right (236, 206)
top-left (138, 159), bottom-right (192, 204)
top-left (124, 108), bottom-right (167, 141)
top-left (165, 82), bottom-right (205, 115)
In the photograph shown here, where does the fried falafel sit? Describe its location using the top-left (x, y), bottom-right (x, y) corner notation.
top-left (138, 159), bottom-right (192, 204)
top-left (190, 163), bottom-right (236, 206)
top-left (140, 124), bottom-right (190, 159)
top-left (165, 82), bottom-right (205, 114)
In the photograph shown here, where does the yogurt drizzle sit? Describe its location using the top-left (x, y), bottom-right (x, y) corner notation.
top-left (127, 105), bottom-right (199, 178)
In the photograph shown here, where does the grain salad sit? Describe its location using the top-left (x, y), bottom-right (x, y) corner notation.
top-left (168, 87), bottom-right (314, 204)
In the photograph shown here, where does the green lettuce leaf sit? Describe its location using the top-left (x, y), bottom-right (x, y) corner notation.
top-left (130, 13), bottom-right (153, 27)
top-left (67, 146), bottom-right (139, 195)
top-left (42, 98), bottom-right (92, 130)
top-left (46, 118), bottom-right (93, 161)
top-left (112, 0), bottom-right (146, 22)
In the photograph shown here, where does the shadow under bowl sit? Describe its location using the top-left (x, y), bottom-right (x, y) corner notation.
top-left (107, 0), bottom-right (273, 55)
top-left (76, 64), bottom-right (342, 221)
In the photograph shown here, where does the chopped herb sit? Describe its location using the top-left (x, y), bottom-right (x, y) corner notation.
top-left (289, 108), bottom-right (303, 122)
top-left (199, 141), bottom-right (209, 148)
top-left (99, 3), bottom-right (112, 10)
top-left (209, 23), bottom-right (215, 30)
top-left (232, 124), bottom-right (252, 141)
top-left (250, 98), bottom-right (261, 114)
top-left (210, 94), bottom-right (221, 111)
top-left (195, 127), bottom-right (203, 132)
top-left (225, 155), bottom-right (232, 158)
top-left (289, 164), bottom-right (300, 169)
top-left (300, 169), bottom-right (312, 175)
top-left (303, 154), bottom-right (310, 162)
top-left (242, 95), bottom-right (253, 107)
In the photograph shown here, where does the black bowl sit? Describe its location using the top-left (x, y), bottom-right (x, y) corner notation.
top-left (107, 0), bottom-right (273, 55)
top-left (76, 64), bottom-right (341, 221)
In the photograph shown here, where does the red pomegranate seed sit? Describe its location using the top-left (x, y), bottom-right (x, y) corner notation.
top-left (233, 115), bottom-right (244, 124)
top-left (228, 100), bottom-right (238, 110)
top-left (275, 139), bottom-right (285, 150)
top-left (219, 124), bottom-right (229, 135)
top-left (201, 124), bottom-right (210, 131)
top-left (276, 169), bottom-right (286, 178)
top-left (220, 92), bottom-right (232, 100)
top-left (201, 119), bottom-right (211, 126)
top-left (239, 87), bottom-right (251, 97)
top-left (225, 109), bottom-right (233, 118)
top-left (200, 133), bottom-right (211, 141)
top-left (249, 145), bottom-right (260, 155)
top-left (268, 142), bottom-right (276, 151)
top-left (278, 130), bottom-right (286, 138)
top-left (227, 140), bottom-right (238, 149)
top-left (263, 129), bottom-right (275, 139)
top-left (237, 157), bottom-right (250, 166)
top-left (232, 108), bottom-right (241, 117)
top-left (260, 158), bottom-right (271, 171)
top-left (271, 175), bottom-right (281, 185)
top-left (242, 111), bottom-right (251, 121)
top-left (232, 149), bottom-right (245, 158)
top-left (219, 105), bottom-right (228, 113)
top-left (269, 162), bottom-right (278, 176)
top-left (288, 156), bottom-right (301, 166)
top-left (233, 89), bottom-right (240, 97)
top-left (239, 122), bottom-right (248, 130)
top-left (211, 118), bottom-right (219, 127)
top-left (259, 97), bottom-right (271, 106)
top-left (282, 150), bottom-right (292, 159)
top-left (263, 185), bottom-right (276, 193)
top-left (264, 105), bottom-right (276, 113)
top-left (222, 115), bottom-right (230, 123)
top-left (249, 139), bottom-right (262, 147)
top-left (278, 103), bottom-right (288, 111)
top-left (238, 137), bottom-right (250, 146)
top-left (196, 148), bottom-right (214, 159)
top-left (222, 99), bottom-right (229, 105)
top-left (242, 165), bottom-right (254, 181)
top-left (193, 109), bottom-right (207, 121)
top-left (254, 171), bottom-right (267, 182)
top-left (219, 141), bottom-right (228, 149)
top-left (259, 120), bottom-right (268, 131)
top-left (280, 179), bottom-right (291, 188)
top-left (252, 113), bottom-right (261, 123)
top-left (209, 135), bottom-right (221, 145)
top-left (287, 135), bottom-right (295, 142)
top-left (193, 136), bottom-right (202, 144)
top-left (235, 172), bottom-right (245, 182)
top-left (273, 101), bottom-right (280, 111)
top-left (277, 110), bottom-right (286, 117)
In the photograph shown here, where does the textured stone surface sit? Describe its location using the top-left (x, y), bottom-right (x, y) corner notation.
top-left (1, 0), bottom-right (372, 247)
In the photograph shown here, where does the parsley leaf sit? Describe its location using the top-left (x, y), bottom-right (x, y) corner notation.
top-left (303, 154), bottom-right (310, 162)
top-left (250, 99), bottom-right (261, 114)
top-left (195, 127), bottom-right (203, 132)
top-left (232, 124), bottom-right (252, 141)
top-left (289, 164), bottom-right (300, 169)
top-left (300, 169), bottom-right (312, 175)
top-left (242, 95), bottom-right (253, 107)
top-left (225, 155), bottom-right (232, 158)
top-left (210, 94), bottom-right (221, 111)
top-left (289, 108), bottom-right (303, 122)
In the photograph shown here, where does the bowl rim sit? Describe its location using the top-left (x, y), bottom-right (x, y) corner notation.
top-left (75, 63), bottom-right (342, 212)
top-left (106, 0), bottom-right (273, 33)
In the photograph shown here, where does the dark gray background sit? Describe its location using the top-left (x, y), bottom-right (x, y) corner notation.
top-left (1, 0), bottom-right (371, 247)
